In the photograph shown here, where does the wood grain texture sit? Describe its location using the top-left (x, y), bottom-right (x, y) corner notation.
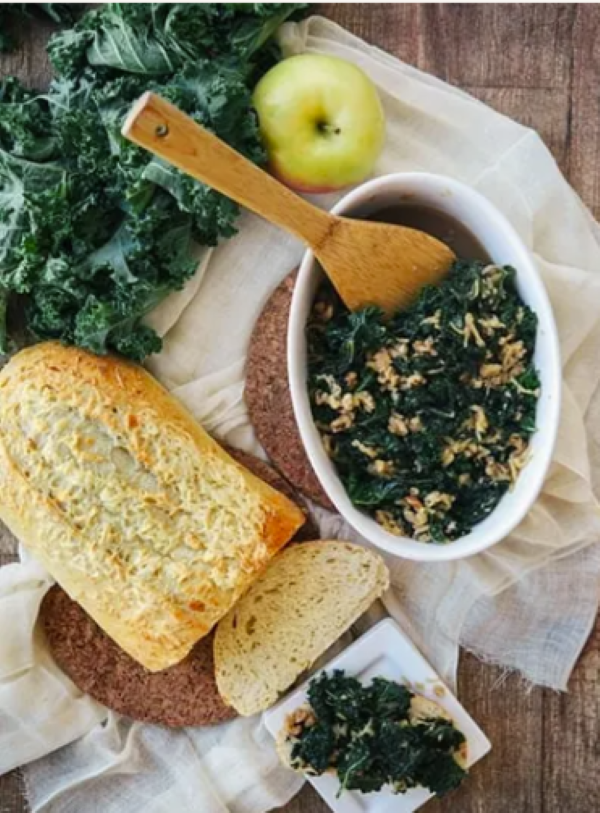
top-left (542, 619), bottom-right (600, 812)
top-left (1, 5), bottom-right (600, 813)
top-left (417, 5), bottom-right (576, 89)
top-left (0, 771), bottom-right (26, 813)
top-left (567, 6), bottom-right (600, 219)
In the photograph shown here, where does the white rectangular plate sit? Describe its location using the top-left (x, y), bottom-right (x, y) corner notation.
top-left (264, 618), bottom-right (491, 813)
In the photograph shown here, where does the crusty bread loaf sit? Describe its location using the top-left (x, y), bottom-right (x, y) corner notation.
top-left (214, 541), bottom-right (389, 715)
top-left (0, 342), bottom-right (305, 671)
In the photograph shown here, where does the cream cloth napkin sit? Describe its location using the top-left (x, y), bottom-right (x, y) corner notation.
top-left (1, 16), bottom-right (600, 813)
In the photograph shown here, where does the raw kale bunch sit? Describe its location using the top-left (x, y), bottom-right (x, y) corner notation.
top-left (307, 261), bottom-right (540, 542)
top-left (0, 3), bottom-right (305, 359)
top-left (289, 671), bottom-right (467, 797)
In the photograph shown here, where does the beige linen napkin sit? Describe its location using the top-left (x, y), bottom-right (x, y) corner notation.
top-left (1, 16), bottom-right (600, 813)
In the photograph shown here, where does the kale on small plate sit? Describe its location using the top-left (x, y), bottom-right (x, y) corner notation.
top-left (285, 670), bottom-right (467, 797)
top-left (0, 3), bottom-right (306, 359)
top-left (307, 261), bottom-right (540, 543)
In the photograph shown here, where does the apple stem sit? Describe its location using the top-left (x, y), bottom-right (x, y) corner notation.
top-left (316, 121), bottom-right (341, 137)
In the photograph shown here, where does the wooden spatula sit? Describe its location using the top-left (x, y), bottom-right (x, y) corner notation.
top-left (122, 92), bottom-right (455, 314)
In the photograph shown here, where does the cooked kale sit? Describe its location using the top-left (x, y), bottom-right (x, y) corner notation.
top-left (0, 3), bottom-right (306, 359)
top-left (287, 670), bottom-right (467, 797)
top-left (307, 261), bottom-right (540, 543)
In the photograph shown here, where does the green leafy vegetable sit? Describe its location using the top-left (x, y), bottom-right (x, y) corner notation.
top-left (287, 670), bottom-right (467, 797)
top-left (307, 262), bottom-right (540, 542)
top-left (0, 3), bottom-right (306, 359)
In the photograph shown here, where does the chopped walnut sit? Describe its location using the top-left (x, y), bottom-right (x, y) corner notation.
top-left (375, 510), bottom-right (404, 536)
top-left (442, 446), bottom-right (455, 467)
top-left (401, 373), bottom-right (426, 390)
top-left (413, 337), bottom-right (437, 356)
top-left (485, 458), bottom-right (511, 482)
top-left (330, 414), bottom-right (354, 433)
top-left (352, 439), bottom-right (379, 459)
top-left (424, 491), bottom-right (454, 511)
top-left (285, 706), bottom-right (317, 738)
top-left (409, 416), bottom-right (423, 432)
top-left (403, 502), bottom-right (430, 536)
top-left (369, 459), bottom-right (395, 477)
top-left (338, 393), bottom-right (353, 414)
top-left (390, 339), bottom-right (410, 358)
top-left (388, 412), bottom-right (409, 436)
top-left (480, 363), bottom-right (503, 379)
top-left (322, 434), bottom-right (335, 458)
top-left (421, 309), bottom-right (442, 329)
top-left (368, 348), bottom-right (401, 392)
top-left (313, 301), bottom-right (334, 322)
top-left (508, 441), bottom-right (530, 483)
top-left (354, 391), bottom-right (376, 413)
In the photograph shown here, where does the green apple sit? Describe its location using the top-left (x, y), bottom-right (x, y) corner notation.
top-left (253, 54), bottom-right (385, 193)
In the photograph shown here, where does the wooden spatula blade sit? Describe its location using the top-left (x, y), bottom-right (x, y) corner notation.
top-left (317, 218), bottom-right (456, 314)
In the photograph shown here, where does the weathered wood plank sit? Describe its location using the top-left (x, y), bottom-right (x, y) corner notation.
top-left (283, 784), bottom-right (324, 813)
top-left (433, 655), bottom-right (544, 813)
top-left (567, 5), bottom-right (600, 218)
top-left (318, 3), bottom-right (420, 66)
top-left (0, 771), bottom-right (27, 813)
top-left (417, 5), bottom-right (576, 90)
top-left (0, 12), bottom-right (55, 88)
top-left (542, 617), bottom-right (600, 812)
top-left (0, 528), bottom-right (18, 557)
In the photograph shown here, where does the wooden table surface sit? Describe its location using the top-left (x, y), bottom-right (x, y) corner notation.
top-left (1, 4), bottom-right (600, 813)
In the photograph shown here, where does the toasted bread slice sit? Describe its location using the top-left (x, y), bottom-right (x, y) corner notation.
top-left (213, 541), bottom-right (389, 716)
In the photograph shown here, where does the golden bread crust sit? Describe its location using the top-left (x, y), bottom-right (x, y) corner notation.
top-left (0, 342), bottom-right (305, 671)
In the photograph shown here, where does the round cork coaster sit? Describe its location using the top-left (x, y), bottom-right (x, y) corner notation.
top-left (42, 586), bottom-right (235, 728)
top-left (245, 272), bottom-right (334, 510)
top-left (41, 449), bottom-right (316, 727)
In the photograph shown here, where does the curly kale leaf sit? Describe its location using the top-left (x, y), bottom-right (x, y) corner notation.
top-left (0, 3), bottom-right (307, 359)
top-left (290, 722), bottom-right (335, 775)
top-left (367, 676), bottom-right (412, 720)
top-left (308, 670), bottom-right (367, 726)
top-left (295, 672), bottom-right (467, 799)
top-left (48, 3), bottom-right (305, 76)
top-left (0, 79), bottom-right (56, 161)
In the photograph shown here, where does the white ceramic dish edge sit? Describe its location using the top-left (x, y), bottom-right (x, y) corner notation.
top-left (288, 172), bottom-right (561, 562)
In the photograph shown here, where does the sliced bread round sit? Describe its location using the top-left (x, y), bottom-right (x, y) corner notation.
top-left (213, 541), bottom-right (389, 716)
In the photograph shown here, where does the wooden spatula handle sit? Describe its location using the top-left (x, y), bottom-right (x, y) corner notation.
top-left (122, 92), bottom-right (332, 248)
